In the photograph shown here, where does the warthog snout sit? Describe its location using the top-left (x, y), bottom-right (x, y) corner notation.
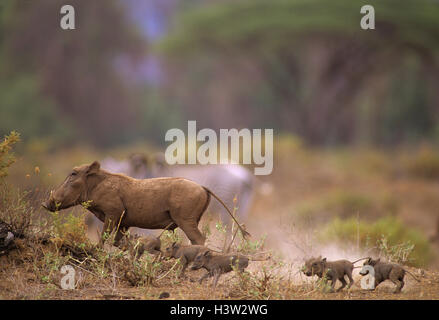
top-left (41, 191), bottom-right (57, 212)
top-left (191, 261), bottom-right (202, 270)
top-left (41, 200), bottom-right (56, 212)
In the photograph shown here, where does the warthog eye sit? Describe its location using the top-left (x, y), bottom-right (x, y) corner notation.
top-left (71, 172), bottom-right (77, 176)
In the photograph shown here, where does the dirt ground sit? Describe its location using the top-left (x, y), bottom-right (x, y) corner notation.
top-left (0, 237), bottom-right (438, 300)
top-left (2, 145), bottom-right (439, 300)
top-left (1, 265), bottom-right (437, 300)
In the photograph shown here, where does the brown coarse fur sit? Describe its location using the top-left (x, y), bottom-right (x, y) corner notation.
top-left (360, 257), bottom-right (420, 293)
top-left (163, 242), bottom-right (209, 276)
top-left (303, 256), bottom-right (354, 292)
top-left (42, 161), bottom-right (229, 246)
top-left (191, 250), bottom-right (249, 287)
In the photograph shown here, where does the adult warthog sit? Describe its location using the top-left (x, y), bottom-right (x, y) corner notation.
top-left (42, 161), bottom-right (249, 245)
top-left (102, 153), bottom-right (258, 225)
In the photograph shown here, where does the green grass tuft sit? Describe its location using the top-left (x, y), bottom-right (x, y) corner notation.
top-left (319, 216), bottom-right (433, 267)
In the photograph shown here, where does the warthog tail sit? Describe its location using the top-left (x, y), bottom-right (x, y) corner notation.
top-left (351, 257), bottom-right (371, 264)
top-left (248, 251), bottom-right (271, 261)
top-left (202, 187), bottom-right (251, 239)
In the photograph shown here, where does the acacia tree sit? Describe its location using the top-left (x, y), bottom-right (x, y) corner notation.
top-left (160, 0), bottom-right (439, 145)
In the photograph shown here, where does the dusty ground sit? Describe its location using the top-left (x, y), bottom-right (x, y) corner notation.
top-left (2, 143), bottom-right (439, 300)
top-left (1, 265), bottom-right (437, 300)
top-left (0, 236), bottom-right (438, 300)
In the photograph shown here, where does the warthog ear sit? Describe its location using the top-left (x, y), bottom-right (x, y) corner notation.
top-left (87, 161), bottom-right (100, 176)
top-left (322, 258), bottom-right (327, 262)
top-left (171, 242), bottom-right (177, 248)
top-left (203, 250), bottom-right (211, 257)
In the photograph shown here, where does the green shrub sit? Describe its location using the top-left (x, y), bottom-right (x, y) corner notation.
top-left (319, 216), bottom-right (433, 267)
top-left (48, 210), bottom-right (90, 249)
top-left (0, 182), bottom-right (36, 238)
top-left (295, 190), bottom-right (398, 223)
top-left (0, 131), bottom-right (20, 178)
top-left (0, 131), bottom-right (38, 238)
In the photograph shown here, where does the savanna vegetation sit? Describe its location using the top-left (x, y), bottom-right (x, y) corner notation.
top-left (1, 0), bottom-right (439, 147)
top-left (1, 0), bottom-right (439, 299)
top-left (1, 132), bottom-right (439, 299)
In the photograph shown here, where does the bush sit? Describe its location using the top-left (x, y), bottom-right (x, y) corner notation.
top-left (0, 182), bottom-right (37, 238)
top-left (319, 216), bottom-right (433, 267)
top-left (48, 210), bottom-right (90, 249)
top-left (0, 131), bottom-right (20, 178)
top-left (0, 131), bottom-right (37, 238)
top-left (0, 131), bottom-right (47, 239)
top-left (231, 264), bottom-right (284, 299)
top-left (295, 190), bottom-right (398, 223)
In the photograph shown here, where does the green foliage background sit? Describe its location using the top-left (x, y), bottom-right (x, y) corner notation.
top-left (1, 0), bottom-right (438, 147)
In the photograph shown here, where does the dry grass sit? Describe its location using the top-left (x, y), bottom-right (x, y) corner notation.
top-left (1, 210), bottom-right (437, 300)
top-left (1, 134), bottom-right (439, 299)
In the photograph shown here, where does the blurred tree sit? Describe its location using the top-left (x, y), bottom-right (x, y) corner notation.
top-left (160, 0), bottom-right (439, 146)
top-left (0, 0), bottom-right (147, 146)
top-left (0, 75), bottom-right (74, 144)
top-left (138, 85), bottom-right (184, 144)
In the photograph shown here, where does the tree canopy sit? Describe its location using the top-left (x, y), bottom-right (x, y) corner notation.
top-left (160, 0), bottom-right (439, 145)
